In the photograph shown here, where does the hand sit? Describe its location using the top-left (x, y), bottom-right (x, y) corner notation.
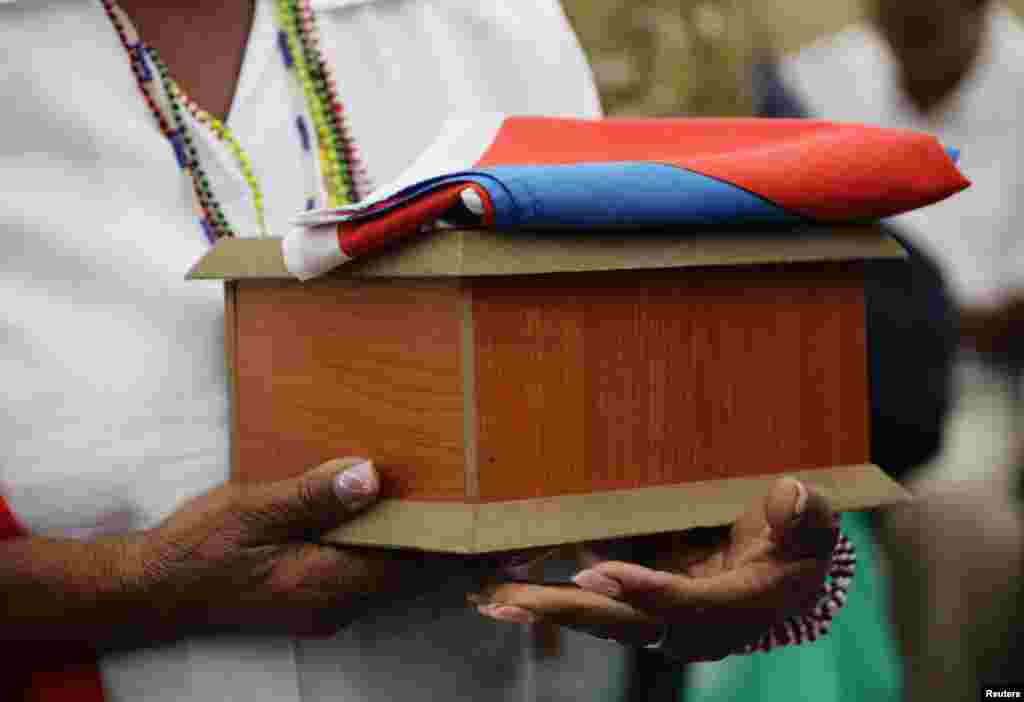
top-left (125, 458), bottom-right (468, 640)
top-left (473, 477), bottom-right (837, 662)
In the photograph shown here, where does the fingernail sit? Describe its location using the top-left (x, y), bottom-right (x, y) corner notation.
top-left (572, 569), bottom-right (623, 598)
top-left (477, 603), bottom-right (536, 625)
top-left (335, 460), bottom-right (376, 501)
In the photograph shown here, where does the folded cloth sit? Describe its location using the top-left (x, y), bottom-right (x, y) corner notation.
top-left (284, 116), bottom-right (969, 279)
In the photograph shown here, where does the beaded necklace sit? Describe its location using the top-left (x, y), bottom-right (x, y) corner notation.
top-left (99, 0), bottom-right (369, 242)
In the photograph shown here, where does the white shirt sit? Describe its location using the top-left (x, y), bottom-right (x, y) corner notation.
top-left (780, 3), bottom-right (1024, 308)
top-left (0, 1), bottom-right (625, 700)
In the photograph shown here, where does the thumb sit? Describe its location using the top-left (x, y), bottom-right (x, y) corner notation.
top-left (241, 457), bottom-right (380, 540)
top-left (764, 477), bottom-right (837, 560)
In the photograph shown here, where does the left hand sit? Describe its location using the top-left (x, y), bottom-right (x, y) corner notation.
top-left (472, 477), bottom-right (837, 662)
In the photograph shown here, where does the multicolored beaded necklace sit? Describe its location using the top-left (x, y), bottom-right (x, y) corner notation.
top-left (99, 0), bottom-right (369, 242)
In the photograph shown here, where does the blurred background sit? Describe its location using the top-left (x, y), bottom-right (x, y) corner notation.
top-left (562, 0), bottom-right (1024, 115)
top-left (558, 2), bottom-right (1024, 701)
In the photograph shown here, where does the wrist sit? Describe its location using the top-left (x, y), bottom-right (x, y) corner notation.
top-left (0, 533), bottom-right (152, 646)
top-left (62, 530), bottom-right (191, 648)
top-left (55, 533), bottom-right (159, 644)
top-left (114, 527), bottom-right (206, 641)
top-left (84, 534), bottom-right (146, 605)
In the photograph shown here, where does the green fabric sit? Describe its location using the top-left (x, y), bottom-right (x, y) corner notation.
top-left (682, 511), bottom-right (902, 702)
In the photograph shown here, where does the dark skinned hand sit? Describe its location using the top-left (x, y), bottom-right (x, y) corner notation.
top-left (473, 477), bottom-right (837, 662)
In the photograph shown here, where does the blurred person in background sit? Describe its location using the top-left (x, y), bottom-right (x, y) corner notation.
top-left (775, 0), bottom-right (1024, 486)
top-left (744, 1), bottom-right (1024, 700)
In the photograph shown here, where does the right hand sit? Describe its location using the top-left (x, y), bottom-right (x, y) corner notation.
top-left (126, 457), bottom-right (466, 639)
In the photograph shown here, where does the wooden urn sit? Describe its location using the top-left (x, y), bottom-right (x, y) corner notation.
top-left (188, 226), bottom-right (910, 553)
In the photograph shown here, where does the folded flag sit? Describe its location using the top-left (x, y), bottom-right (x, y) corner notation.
top-left (284, 116), bottom-right (969, 279)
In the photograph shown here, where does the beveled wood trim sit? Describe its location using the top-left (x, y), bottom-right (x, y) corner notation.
top-left (323, 498), bottom-right (479, 553)
top-left (320, 464), bottom-right (908, 553)
top-left (470, 463), bottom-right (907, 552)
top-left (186, 228), bottom-right (904, 280)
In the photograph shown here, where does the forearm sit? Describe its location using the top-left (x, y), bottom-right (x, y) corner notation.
top-left (0, 459), bottom-right (438, 649)
top-left (0, 533), bottom-right (167, 650)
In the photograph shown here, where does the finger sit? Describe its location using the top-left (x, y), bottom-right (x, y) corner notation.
top-left (764, 478), bottom-right (837, 559)
top-left (474, 582), bottom-right (663, 645)
top-left (644, 529), bottom-right (730, 576)
top-left (238, 457), bottom-right (380, 540)
top-left (575, 557), bottom-right (819, 617)
top-left (728, 494), bottom-right (772, 559)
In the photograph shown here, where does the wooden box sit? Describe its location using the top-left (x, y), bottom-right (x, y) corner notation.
top-left (189, 226), bottom-right (910, 553)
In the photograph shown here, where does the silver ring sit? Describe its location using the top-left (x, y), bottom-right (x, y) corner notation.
top-left (641, 622), bottom-right (670, 651)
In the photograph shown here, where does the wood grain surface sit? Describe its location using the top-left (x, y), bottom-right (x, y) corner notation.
top-left (472, 263), bottom-right (869, 501)
top-left (231, 279), bottom-right (467, 500)
top-left (229, 263), bottom-right (869, 505)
